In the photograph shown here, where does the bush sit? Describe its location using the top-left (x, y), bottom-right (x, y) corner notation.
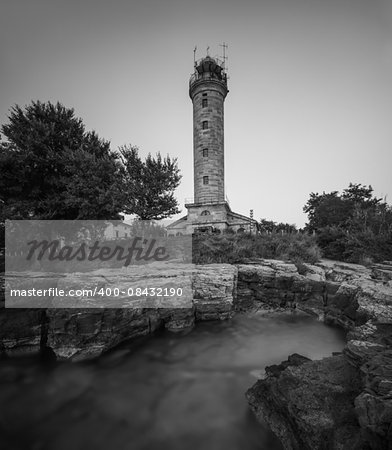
top-left (314, 226), bottom-right (392, 264)
top-left (192, 232), bottom-right (321, 265)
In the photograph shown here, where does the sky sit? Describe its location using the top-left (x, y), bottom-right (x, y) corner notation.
top-left (1, 0), bottom-right (392, 227)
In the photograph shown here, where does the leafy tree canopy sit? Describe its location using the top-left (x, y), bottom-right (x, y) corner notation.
top-left (303, 183), bottom-right (392, 263)
top-left (0, 101), bottom-right (124, 219)
top-left (0, 101), bottom-right (182, 222)
top-left (304, 183), bottom-right (389, 234)
top-left (259, 218), bottom-right (297, 234)
top-left (119, 144), bottom-right (181, 220)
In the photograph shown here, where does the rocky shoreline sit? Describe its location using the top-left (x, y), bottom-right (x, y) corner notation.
top-left (242, 259), bottom-right (392, 450)
top-left (1, 259), bottom-right (391, 448)
top-left (0, 263), bottom-right (237, 360)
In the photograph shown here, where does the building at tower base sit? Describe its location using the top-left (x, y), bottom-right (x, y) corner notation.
top-left (168, 200), bottom-right (257, 235)
top-left (167, 54), bottom-right (258, 236)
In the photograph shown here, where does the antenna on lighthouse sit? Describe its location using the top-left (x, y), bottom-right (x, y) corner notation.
top-left (193, 46), bottom-right (197, 69)
top-left (220, 42), bottom-right (228, 72)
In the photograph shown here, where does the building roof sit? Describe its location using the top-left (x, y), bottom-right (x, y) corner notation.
top-left (166, 215), bottom-right (188, 229)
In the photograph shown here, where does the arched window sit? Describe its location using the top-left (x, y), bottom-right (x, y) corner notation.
top-left (203, 176), bottom-right (209, 185)
top-left (237, 227), bottom-right (245, 233)
top-left (202, 98), bottom-right (208, 107)
top-left (202, 148), bottom-right (208, 157)
top-left (202, 121), bottom-right (208, 129)
top-left (201, 210), bottom-right (210, 216)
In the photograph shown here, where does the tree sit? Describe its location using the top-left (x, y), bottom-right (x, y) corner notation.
top-left (259, 219), bottom-right (277, 233)
top-left (259, 218), bottom-right (297, 234)
top-left (0, 101), bottom-right (125, 220)
top-left (303, 191), bottom-right (349, 232)
top-left (342, 183), bottom-right (377, 204)
top-left (1, 101), bottom-right (183, 223)
top-left (303, 183), bottom-right (392, 263)
top-left (119, 144), bottom-right (181, 220)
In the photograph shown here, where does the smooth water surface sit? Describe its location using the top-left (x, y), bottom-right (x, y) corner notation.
top-left (0, 311), bottom-right (346, 450)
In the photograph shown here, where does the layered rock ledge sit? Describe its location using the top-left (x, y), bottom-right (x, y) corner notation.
top-left (0, 263), bottom-right (237, 361)
top-left (241, 259), bottom-right (392, 449)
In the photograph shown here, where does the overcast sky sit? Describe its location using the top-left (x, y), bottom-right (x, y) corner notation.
top-left (1, 0), bottom-right (391, 227)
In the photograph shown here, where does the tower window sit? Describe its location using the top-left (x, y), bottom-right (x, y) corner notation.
top-left (202, 98), bottom-right (208, 107)
top-left (203, 176), bottom-right (209, 185)
top-left (202, 121), bottom-right (208, 129)
top-left (201, 210), bottom-right (210, 216)
top-left (202, 148), bottom-right (208, 157)
top-left (202, 93), bottom-right (207, 96)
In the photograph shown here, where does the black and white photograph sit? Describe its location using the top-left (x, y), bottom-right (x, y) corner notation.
top-left (1, 0), bottom-right (392, 449)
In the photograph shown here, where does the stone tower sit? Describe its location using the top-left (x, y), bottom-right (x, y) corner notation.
top-left (189, 56), bottom-right (228, 203)
top-left (167, 52), bottom-right (258, 235)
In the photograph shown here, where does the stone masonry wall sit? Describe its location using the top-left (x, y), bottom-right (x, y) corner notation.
top-left (191, 82), bottom-right (227, 203)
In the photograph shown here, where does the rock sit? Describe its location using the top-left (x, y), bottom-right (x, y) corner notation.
top-left (237, 259), bottom-right (392, 331)
top-left (237, 260), bottom-right (356, 323)
top-left (193, 264), bottom-right (237, 320)
top-left (243, 259), bottom-right (392, 449)
top-left (371, 261), bottom-right (392, 284)
top-left (158, 307), bottom-right (195, 331)
top-left (355, 392), bottom-right (392, 447)
top-left (344, 340), bottom-right (385, 368)
top-left (0, 309), bottom-right (45, 357)
top-left (315, 260), bottom-right (373, 283)
top-left (353, 280), bottom-right (392, 324)
top-left (323, 283), bottom-right (359, 329)
top-left (348, 330), bottom-right (392, 447)
top-left (45, 308), bottom-right (152, 361)
top-left (300, 263), bottom-right (326, 282)
top-left (236, 262), bottom-right (303, 310)
top-left (264, 353), bottom-right (311, 378)
top-left (246, 354), bottom-right (364, 450)
top-left (0, 263), bottom-right (238, 360)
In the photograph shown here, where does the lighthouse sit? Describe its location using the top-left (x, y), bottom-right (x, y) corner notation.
top-left (167, 49), bottom-right (257, 235)
top-left (189, 55), bottom-right (228, 204)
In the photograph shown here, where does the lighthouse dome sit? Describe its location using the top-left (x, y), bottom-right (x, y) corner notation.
top-left (196, 56), bottom-right (223, 80)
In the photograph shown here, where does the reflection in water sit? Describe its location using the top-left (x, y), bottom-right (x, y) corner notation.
top-left (0, 311), bottom-right (346, 450)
